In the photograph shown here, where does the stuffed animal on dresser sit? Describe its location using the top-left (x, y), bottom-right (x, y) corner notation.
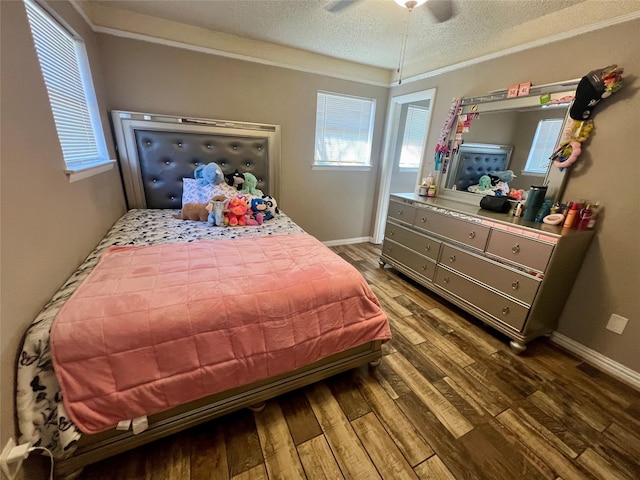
top-left (173, 202), bottom-right (209, 222)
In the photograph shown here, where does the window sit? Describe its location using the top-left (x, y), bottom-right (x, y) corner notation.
top-left (398, 105), bottom-right (429, 170)
top-left (314, 91), bottom-right (375, 168)
top-left (24, 0), bottom-right (111, 179)
top-left (523, 118), bottom-right (564, 174)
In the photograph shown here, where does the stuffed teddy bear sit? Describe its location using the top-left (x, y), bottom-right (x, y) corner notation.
top-left (194, 162), bottom-right (224, 186)
top-left (206, 195), bottom-right (228, 226)
top-left (241, 172), bottom-right (264, 197)
top-left (224, 196), bottom-right (249, 226)
top-left (173, 202), bottom-right (209, 222)
top-left (262, 195), bottom-right (279, 220)
top-left (225, 170), bottom-right (245, 190)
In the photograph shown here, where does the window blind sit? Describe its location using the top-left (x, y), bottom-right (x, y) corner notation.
top-left (524, 118), bottom-right (564, 174)
top-left (25, 0), bottom-right (105, 167)
top-left (315, 91), bottom-right (375, 167)
top-left (399, 105), bottom-right (429, 169)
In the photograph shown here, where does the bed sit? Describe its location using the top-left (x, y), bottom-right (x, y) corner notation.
top-left (16, 111), bottom-right (391, 478)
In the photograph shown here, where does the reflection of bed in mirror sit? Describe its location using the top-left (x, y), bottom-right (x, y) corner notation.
top-left (445, 143), bottom-right (513, 193)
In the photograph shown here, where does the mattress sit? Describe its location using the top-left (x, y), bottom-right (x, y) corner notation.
top-left (16, 209), bottom-right (306, 457)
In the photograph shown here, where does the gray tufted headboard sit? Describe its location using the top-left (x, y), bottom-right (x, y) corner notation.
top-left (111, 111), bottom-right (281, 209)
top-left (446, 143), bottom-right (513, 192)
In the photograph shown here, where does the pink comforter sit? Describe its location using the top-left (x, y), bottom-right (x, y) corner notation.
top-left (51, 234), bottom-right (390, 434)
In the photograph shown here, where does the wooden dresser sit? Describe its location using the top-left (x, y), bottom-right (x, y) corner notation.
top-left (380, 193), bottom-right (594, 353)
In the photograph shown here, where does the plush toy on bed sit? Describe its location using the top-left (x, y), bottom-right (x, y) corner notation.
top-left (173, 202), bottom-right (209, 222)
top-left (194, 162), bottom-right (224, 186)
top-left (206, 195), bottom-right (228, 226)
top-left (224, 196), bottom-right (249, 226)
top-left (262, 195), bottom-right (279, 220)
top-left (241, 172), bottom-right (264, 197)
top-left (225, 170), bottom-right (245, 190)
top-left (249, 198), bottom-right (269, 222)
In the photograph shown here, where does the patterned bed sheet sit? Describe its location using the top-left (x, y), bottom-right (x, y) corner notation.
top-left (16, 209), bottom-right (305, 458)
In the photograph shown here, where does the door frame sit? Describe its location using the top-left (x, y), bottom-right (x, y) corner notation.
top-left (372, 88), bottom-right (437, 244)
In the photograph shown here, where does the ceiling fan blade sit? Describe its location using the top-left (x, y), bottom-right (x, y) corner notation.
top-left (325, 0), bottom-right (361, 13)
top-left (425, 0), bottom-right (455, 23)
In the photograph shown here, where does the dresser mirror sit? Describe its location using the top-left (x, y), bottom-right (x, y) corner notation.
top-left (436, 79), bottom-right (579, 204)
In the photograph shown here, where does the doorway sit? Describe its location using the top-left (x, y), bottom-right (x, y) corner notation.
top-left (372, 88), bottom-right (436, 244)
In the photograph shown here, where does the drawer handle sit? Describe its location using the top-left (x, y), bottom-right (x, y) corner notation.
top-left (512, 244), bottom-right (520, 254)
top-left (420, 216), bottom-right (427, 223)
top-left (511, 281), bottom-right (519, 290)
top-left (398, 209), bottom-right (404, 215)
top-left (389, 229), bottom-right (395, 236)
top-left (386, 246), bottom-right (392, 252)
top-left (421, 265), bottom-right (428, 271)
top-left (443, 276), bottom-right (450, 284)
top-left (468, 231), bottom-right (476, 239)
top-left (449, 255), bottom-right (456, 262)
top-left (502, 307), bottom-right (510, 315)
top-left (425, 244), bottom-right (431, 252)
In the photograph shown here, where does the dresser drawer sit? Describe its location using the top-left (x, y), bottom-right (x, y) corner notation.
top-left (382, 239), bottom-right (437, 281)
top-left (413, 209), bottom-right (490, 251)
top-left (384, 221), bottom-right (441, 262)
top-left (486, 230), bottom-right (554, 272)
top-left (434, 267), bottom-right (528, 331)
top-left (388, 200), bottom-right (416, 225)
top-left (440, 244), bottom-right (541, 305)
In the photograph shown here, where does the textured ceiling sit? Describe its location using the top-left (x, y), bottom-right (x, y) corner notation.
top-left (88, 0), bottom-right (640, 78)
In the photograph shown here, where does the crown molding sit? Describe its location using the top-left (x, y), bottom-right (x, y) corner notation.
top-left (394, 10), bottom-right (640, 87)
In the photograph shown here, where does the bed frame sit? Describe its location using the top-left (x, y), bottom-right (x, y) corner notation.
top-left (53, 111), bottom-right (383, 478)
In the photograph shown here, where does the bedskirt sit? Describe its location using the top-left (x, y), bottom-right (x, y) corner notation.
top-left (16, 209), bottom-right (306, 458)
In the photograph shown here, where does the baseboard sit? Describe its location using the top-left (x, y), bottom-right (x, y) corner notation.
top-left (323, 237), bottom-right (372, 247)
top-left (550, 332), bottom-right (640, 391)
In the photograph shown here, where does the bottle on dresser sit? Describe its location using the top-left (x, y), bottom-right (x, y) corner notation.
top-left (579, 201), bottom-right (601, 229)
top-left (563, 202), bottom-right (579, 228)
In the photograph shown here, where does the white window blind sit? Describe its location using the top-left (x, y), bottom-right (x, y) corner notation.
top-left (399, 105), bottom-right (429, 169)
top-left (315, 91), bottom-right (375, 167)
top-left (24, 0), bottom-right (107, 168)
top-left (524, 118), bottom-right (564, 174)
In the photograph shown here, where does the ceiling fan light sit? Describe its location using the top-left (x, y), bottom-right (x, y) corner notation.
top-left (393, 0), bottom-right (428, 10)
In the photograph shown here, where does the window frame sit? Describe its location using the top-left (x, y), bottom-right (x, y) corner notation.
top-left (313, 91), bottom-right (376, 171)
top-left (24, 0), bottom-right (114, 182)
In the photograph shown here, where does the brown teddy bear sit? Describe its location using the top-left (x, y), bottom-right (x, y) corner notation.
top-left (172, 202), bottom-right (209, 221)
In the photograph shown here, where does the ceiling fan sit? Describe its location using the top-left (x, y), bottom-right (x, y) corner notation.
top-left (326, 0), bottom-right (456, 83)
top-left (325, 0), bottom-right (455, 24)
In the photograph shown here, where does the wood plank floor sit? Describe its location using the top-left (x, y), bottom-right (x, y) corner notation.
top-left (80, 243), bottom-right (640, 480)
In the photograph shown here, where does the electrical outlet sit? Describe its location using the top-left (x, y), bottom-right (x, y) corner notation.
top-left (606, 314), bottom-right (628, 335)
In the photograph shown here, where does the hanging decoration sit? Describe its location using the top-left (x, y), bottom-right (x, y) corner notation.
top-left (434, 96), bottom-right (463, 171)
top-left (550, 64), bottom-right (624, 170)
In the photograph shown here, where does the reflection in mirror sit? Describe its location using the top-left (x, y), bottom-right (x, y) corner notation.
top-left (445, 143), bottom-right (513, 192)
top-left (437, 80), bottom-right (579, 204)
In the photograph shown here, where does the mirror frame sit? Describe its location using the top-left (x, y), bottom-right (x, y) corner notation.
top-left (435, 79), bottom-right (579, 205)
